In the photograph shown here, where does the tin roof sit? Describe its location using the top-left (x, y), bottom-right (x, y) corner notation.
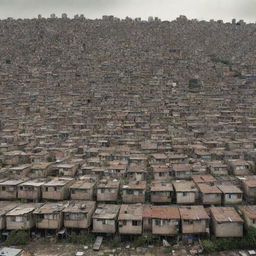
top-left (210, 207), bottom-right (243, 223)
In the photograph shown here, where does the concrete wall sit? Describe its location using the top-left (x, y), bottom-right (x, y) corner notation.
top-left (0, 186), bottom-right (18, 199)
top-left (153, 173), bottom-right (170, 180)
top-left (42, 186), bottom-right (69, 200)
top-left (176, 192), bottom-right (195, 204)
top-left (70, 188), bottom-right (94, 200)
top-left (243, 214), bottom-right (256, 229)
top-left (97, 189), bottom-right (118, 202)
top-left (243, 185), bottom-right (256, 202)
top-left (182, 219), bottom-right (208, 234)
top-left (64, 208), bottom-right (95, 229)
top-left (36, 213), bottom-right (63, 229)
top-left (201, 193), bottom-right (221, 205)
top-left (6, 214), bottom-right (35, 230)
top-left (119, 220), bottom-right (142, 234)
top-left (151, 191), bottom-right (172, 203)
top-left (18, 187), bottom-right (41, 200)
top-left (152, 219), bottom-right (180, 235)
top-left (212, 220), bottom-right (243, 237)
top-left (223, 193), bottom-right (243, 205)
top-left (93, 218), bottom-right (116, 233)
top-left (122, 190), bottom-right (145, 203)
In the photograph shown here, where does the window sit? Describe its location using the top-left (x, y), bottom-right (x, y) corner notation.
top-left (44, 214), bottom-right (54, 220)
top-left (132, 220), bottom-right (141, 226)
top-left (127, 190), bottom-right (133, 195)
top-left (102, 219), bottom-right (114, 225)
top-left (253, 219), bottom-right (256, 224)
top-left (227, 194), bottom-right (232, 199)
top-left (45, 187), bottom-right (48, 192)
top-left (2, 186), bottom-right (6, 191)
top-left (206, 194), bottom-right (215, 199)
top-left (182, 192), bottom-right (187, 197)
top-left (184, 220), bottom-right (193, 224)
top-left (16, 216), bottom-right (24, 222)
top-left (155, 219), bottom-right (161, 226)
top-left (20, 186), bottom-right (23, 191)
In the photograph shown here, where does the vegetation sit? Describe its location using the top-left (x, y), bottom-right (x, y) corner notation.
top-left (211, 56), bottom-right (232, 66)
top-left (133, 234), bottom-right (159, 247)
top-left (233, 70), bottom-right (245, 79)
top-left (67, 232), bottom-right (95, 245)
top-left (111, 235), bottom-right (122, 248)
top-left (5, 230), bottom-right (30, 246)
top-left (188, 79), bottom-right (200, 90)
top-left (47, 155), bottom-right (56, 162)
top-left (162, 246), bottom-right (172, 254)
top-left (202, 227), bottom-right (256, 253)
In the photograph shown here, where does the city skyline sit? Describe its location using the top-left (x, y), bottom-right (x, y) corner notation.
top-left (0, 0), bottom-right (255, 22)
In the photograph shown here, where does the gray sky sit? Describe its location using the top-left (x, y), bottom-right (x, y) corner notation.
top-left (0, 0), bottom-right (255, 22)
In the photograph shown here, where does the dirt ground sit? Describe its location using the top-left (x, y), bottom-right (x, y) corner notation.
top-left (10, 238), bottom-right (249, 256)
top-left (20, 238), bottom-right (168, 256)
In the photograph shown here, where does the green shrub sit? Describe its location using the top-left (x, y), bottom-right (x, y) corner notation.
top-left (133, 235), bottom-right (147, 247)
top-left (211, 56), bottom-right (232, 66)
top-left (202, 239), bottom-right (216, 253)
top-left (162, 246), bottom-right (172, 254)
top-left (189, 79), bottom-right (200, 88)
top-left (67, 232), bottom-right (94, 245)
top-left (111, 235), bottom-right (121, 248)
top-left (47, 155), bottom-right (56, 162)
top-left (202, 227), bottom-right (256, 252)
top-left (5, 230), bottom-right (30, 246)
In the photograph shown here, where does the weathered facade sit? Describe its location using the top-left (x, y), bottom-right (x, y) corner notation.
top-left (92, 204), bottom-right (120, 233)
top-left (210, 207), bottom-right (244, 237)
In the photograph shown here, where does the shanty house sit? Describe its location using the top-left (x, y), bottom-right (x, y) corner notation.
top-left (238, 205), bottom-right (256, 229)
top-left (179, 206), bottom-right (210, 236)
top-left (197, 183), bottom-right (222, 205)
top-left (172, 181), bottom-right (198, 204)
top-left (34, 202), bottom-right (68, 230)
top-left (122, 181), bottom-right (146, 203)
top-left (143, 205), bottom-right (180, 236)
top-left (63, 201), bottom-right (96, 229)
top-left (42, 177), bottom-right (74, 201)
top-left (150, 181), bottom-right (173, 204)
top-left (70, 179), bottom-right (96, 201)
top-left (0, 202), bottom-right (19, 230)
top-left (210, 207), bottom-right (244, 237)
top-left (217, 184), bottom-right (243, 205)
top-left (0, 179), bottom-right (26, 200)
top-left (118, 204), bottom-right (143, 235)
top-left (96, 179), bottom-right (120, 202)
top-left (92, 204), bottom-right (120, 233)
top-left (18, 179), bottom-right (46, 201)
top-left (6, 203), bottom-right (42, 230)
top-left (172, 164), bottom-right (192, 180)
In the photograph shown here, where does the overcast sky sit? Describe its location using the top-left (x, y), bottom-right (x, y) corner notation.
top-left (0, 0), bottom-right (255, 22)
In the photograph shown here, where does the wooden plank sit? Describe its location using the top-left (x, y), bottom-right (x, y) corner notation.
top-left (93, 236), bottom-right (103, 251)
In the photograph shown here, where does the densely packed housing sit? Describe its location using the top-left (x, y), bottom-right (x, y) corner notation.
top-left (0, 14), bottom-right (256, 241)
